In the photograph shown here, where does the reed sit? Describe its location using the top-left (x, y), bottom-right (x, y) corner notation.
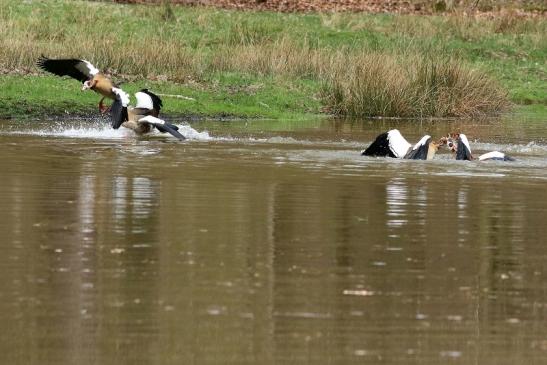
top-left (322, 53), bottom-right (510, 118)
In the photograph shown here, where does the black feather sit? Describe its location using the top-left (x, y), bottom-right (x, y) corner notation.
top-left (139, 89), bottom-right (163, 112)
top-left (455, 138), bottom-right (473, 161)
top-left (36, 56), bottom-right (93, 83)
top-left (156, 122), bottom-right (179, 133)
top-left (155, 123), bottom-right (185, 141)
top-left (405, 138), bottom-right (430, 160)
top-left (362, 132), bottom-right (397, 158)
top-left (110, 100), bottom-right (128, 129)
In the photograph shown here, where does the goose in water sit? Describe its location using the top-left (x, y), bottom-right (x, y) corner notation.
top-left (442, 133), bottom-right (514, 161)
top-left (110, 88), bottom-right (185, 140)
top-left (361, 129), bottom-right (440, 160)
top-left (37, 56), bottom-right (154, 114)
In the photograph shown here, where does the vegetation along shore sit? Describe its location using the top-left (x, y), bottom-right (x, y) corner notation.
top-left (1, 0), bottom-right (545, 120)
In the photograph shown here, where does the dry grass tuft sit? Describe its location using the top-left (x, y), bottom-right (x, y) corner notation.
top-left (321, 53), bottom-right (510, 118)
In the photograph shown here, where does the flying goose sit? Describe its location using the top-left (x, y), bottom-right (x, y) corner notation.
top-left (361, 129), bottom-right (440, 160)
top-left (110, 88), bottom-right (185, 140)
top-left (443, 133), bottom-right (514, 161)
top-left (36, 56), bottom-right (162, 115)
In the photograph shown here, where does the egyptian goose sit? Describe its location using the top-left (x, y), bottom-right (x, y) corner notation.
top-left (36, 56), bottom-right (156, 114)
top-left (443, 133), bottom-right (514, 161)
top-left (110, 88), bottom-right (185, 140)
top-left (361, 129), bottom-right (440, 160)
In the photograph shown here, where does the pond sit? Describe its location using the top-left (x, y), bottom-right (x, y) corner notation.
top-left (0, 113), bottom-right (546, 364)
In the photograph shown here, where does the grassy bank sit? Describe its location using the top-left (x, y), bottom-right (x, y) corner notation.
top-left (0, 0), bottom-right (545, 119)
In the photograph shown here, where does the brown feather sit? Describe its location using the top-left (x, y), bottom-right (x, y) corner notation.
top-left (90, 74), bottom-right (115, 100)
top-left (122, 108), bottom-right (153, 135)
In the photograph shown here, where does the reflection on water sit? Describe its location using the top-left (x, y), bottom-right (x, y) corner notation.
top-left (0, 116), bottom-right (546, 364)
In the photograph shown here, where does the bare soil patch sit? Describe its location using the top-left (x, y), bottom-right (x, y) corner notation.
top-left (112, 0), bottom-right (545, 17)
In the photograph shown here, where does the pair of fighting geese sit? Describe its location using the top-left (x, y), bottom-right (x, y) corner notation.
top-left (37, 56), bottom-right (513, 160)
top-left (362, 129), bottom-right (514, 161)
top-left (37, 56), bottom-right (186, 140)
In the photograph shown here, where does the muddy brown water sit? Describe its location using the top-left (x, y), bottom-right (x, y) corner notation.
top-left (0, 115), bottom-right (546, 364)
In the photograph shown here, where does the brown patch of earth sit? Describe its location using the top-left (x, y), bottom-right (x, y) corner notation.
top-left (112, 0), bottom-right (545, 17)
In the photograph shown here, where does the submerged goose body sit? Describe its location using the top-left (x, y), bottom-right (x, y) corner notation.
top-left (361, 129), bottom-right (439, 160)
top-left (110, 88), bottom-right (185, 140)
top-left (445, 133), bottom-right (514, 161)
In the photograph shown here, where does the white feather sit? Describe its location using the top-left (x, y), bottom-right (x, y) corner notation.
top-left (111, 87), bottom-right (130, 107)
top-left (135, 92), bottom-right (154, 110)
top-left (138, 115), bottom-right (165, 126)
top-left (82, 60), bottom-right (99, 76)
top-left (387, 129), bottom-right (411, 158)
top-left (412, 135), bottom-right (431, 150)
top-left (458, 133), bottom-right (472, 154)
top-left (478, 151), bottom-right (505, 161)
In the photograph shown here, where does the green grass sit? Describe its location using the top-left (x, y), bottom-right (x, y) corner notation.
top-left (0, 0), bottom-right (545, 119)
top-left (0, 74), bottom-right (319, 120)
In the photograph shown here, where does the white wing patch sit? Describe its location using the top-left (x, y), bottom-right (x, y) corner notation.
top-left (458, 133), bottom-right (472, 154)
top-left (478, 151), bottom-right (505, 161)
top-left (135, 92), bottom-right (154, 110)
top-left (82, 60), bottom-right (100, 76)
top-left (387, 129), bottom-right (411, 158)
top-left (138, 115), bottom-right (165, 126)
top-left (413, 135), bottom-right (431, 150)
top-left (112, 87), bottom-right (130, 107)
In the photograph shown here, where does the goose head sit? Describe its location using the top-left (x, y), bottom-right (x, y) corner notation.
top-left (440, 133), bottom-right (473, 160)
top-left (82, 80), bottom-right (92, 91)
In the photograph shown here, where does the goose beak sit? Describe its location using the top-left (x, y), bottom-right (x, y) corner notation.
top-left (439, 136), bottom-right (455, 152)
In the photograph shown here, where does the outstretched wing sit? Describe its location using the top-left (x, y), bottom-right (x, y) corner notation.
top-left (405, 135), bottom-right (431, 160)
top-left (386, 129), bottom-right (412, 158)
top-left (137, 89), bottom-right (163, 115)
top-left (138, 116), bottom-right (186, 141)
top-left (36, 56), bottom-right (100, 83)
top-left (455, 134), bottom-right (473, 161)
top-left (110, 87), bottom-right (130, 129)
top-left (363, 129), bottom-right (412, 159)
top-left (361, 132), bottom-right (395, 157)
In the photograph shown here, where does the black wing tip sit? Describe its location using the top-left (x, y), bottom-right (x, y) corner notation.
top-left (361, 146), bottom-right (375, 156)
top-left (121, 107), bottom-right (129, 128)
top-left (34, 56), bottom-right (91, 82)
top-left (111, 106), bottom-right (128, 130)
top-left (362, 132), bottom-right (392, 157)
top-left (405, 143), bottom-right (429, 160)
top-left (36, 55), bottom-right (49, 69)
top-left (166, 122), bottom-right (179, 131)
top-left (156, 121), bottom-right (179, 133)
top-left (156, 123), bottom-right (185, 141)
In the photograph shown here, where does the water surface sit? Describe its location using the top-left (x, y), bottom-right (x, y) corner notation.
top-left (0, 115), bottom-right (546, 364)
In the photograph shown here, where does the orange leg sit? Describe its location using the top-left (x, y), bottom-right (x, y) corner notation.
top-left (98, 97), bottom-right (109, 114)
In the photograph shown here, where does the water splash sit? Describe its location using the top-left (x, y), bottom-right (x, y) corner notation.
top-left (176, 125), bottom-right (213, 141)
top-left (2, 120), bottom-right (213, 141)
top-left (470, 141), bottom-right (547, 155)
